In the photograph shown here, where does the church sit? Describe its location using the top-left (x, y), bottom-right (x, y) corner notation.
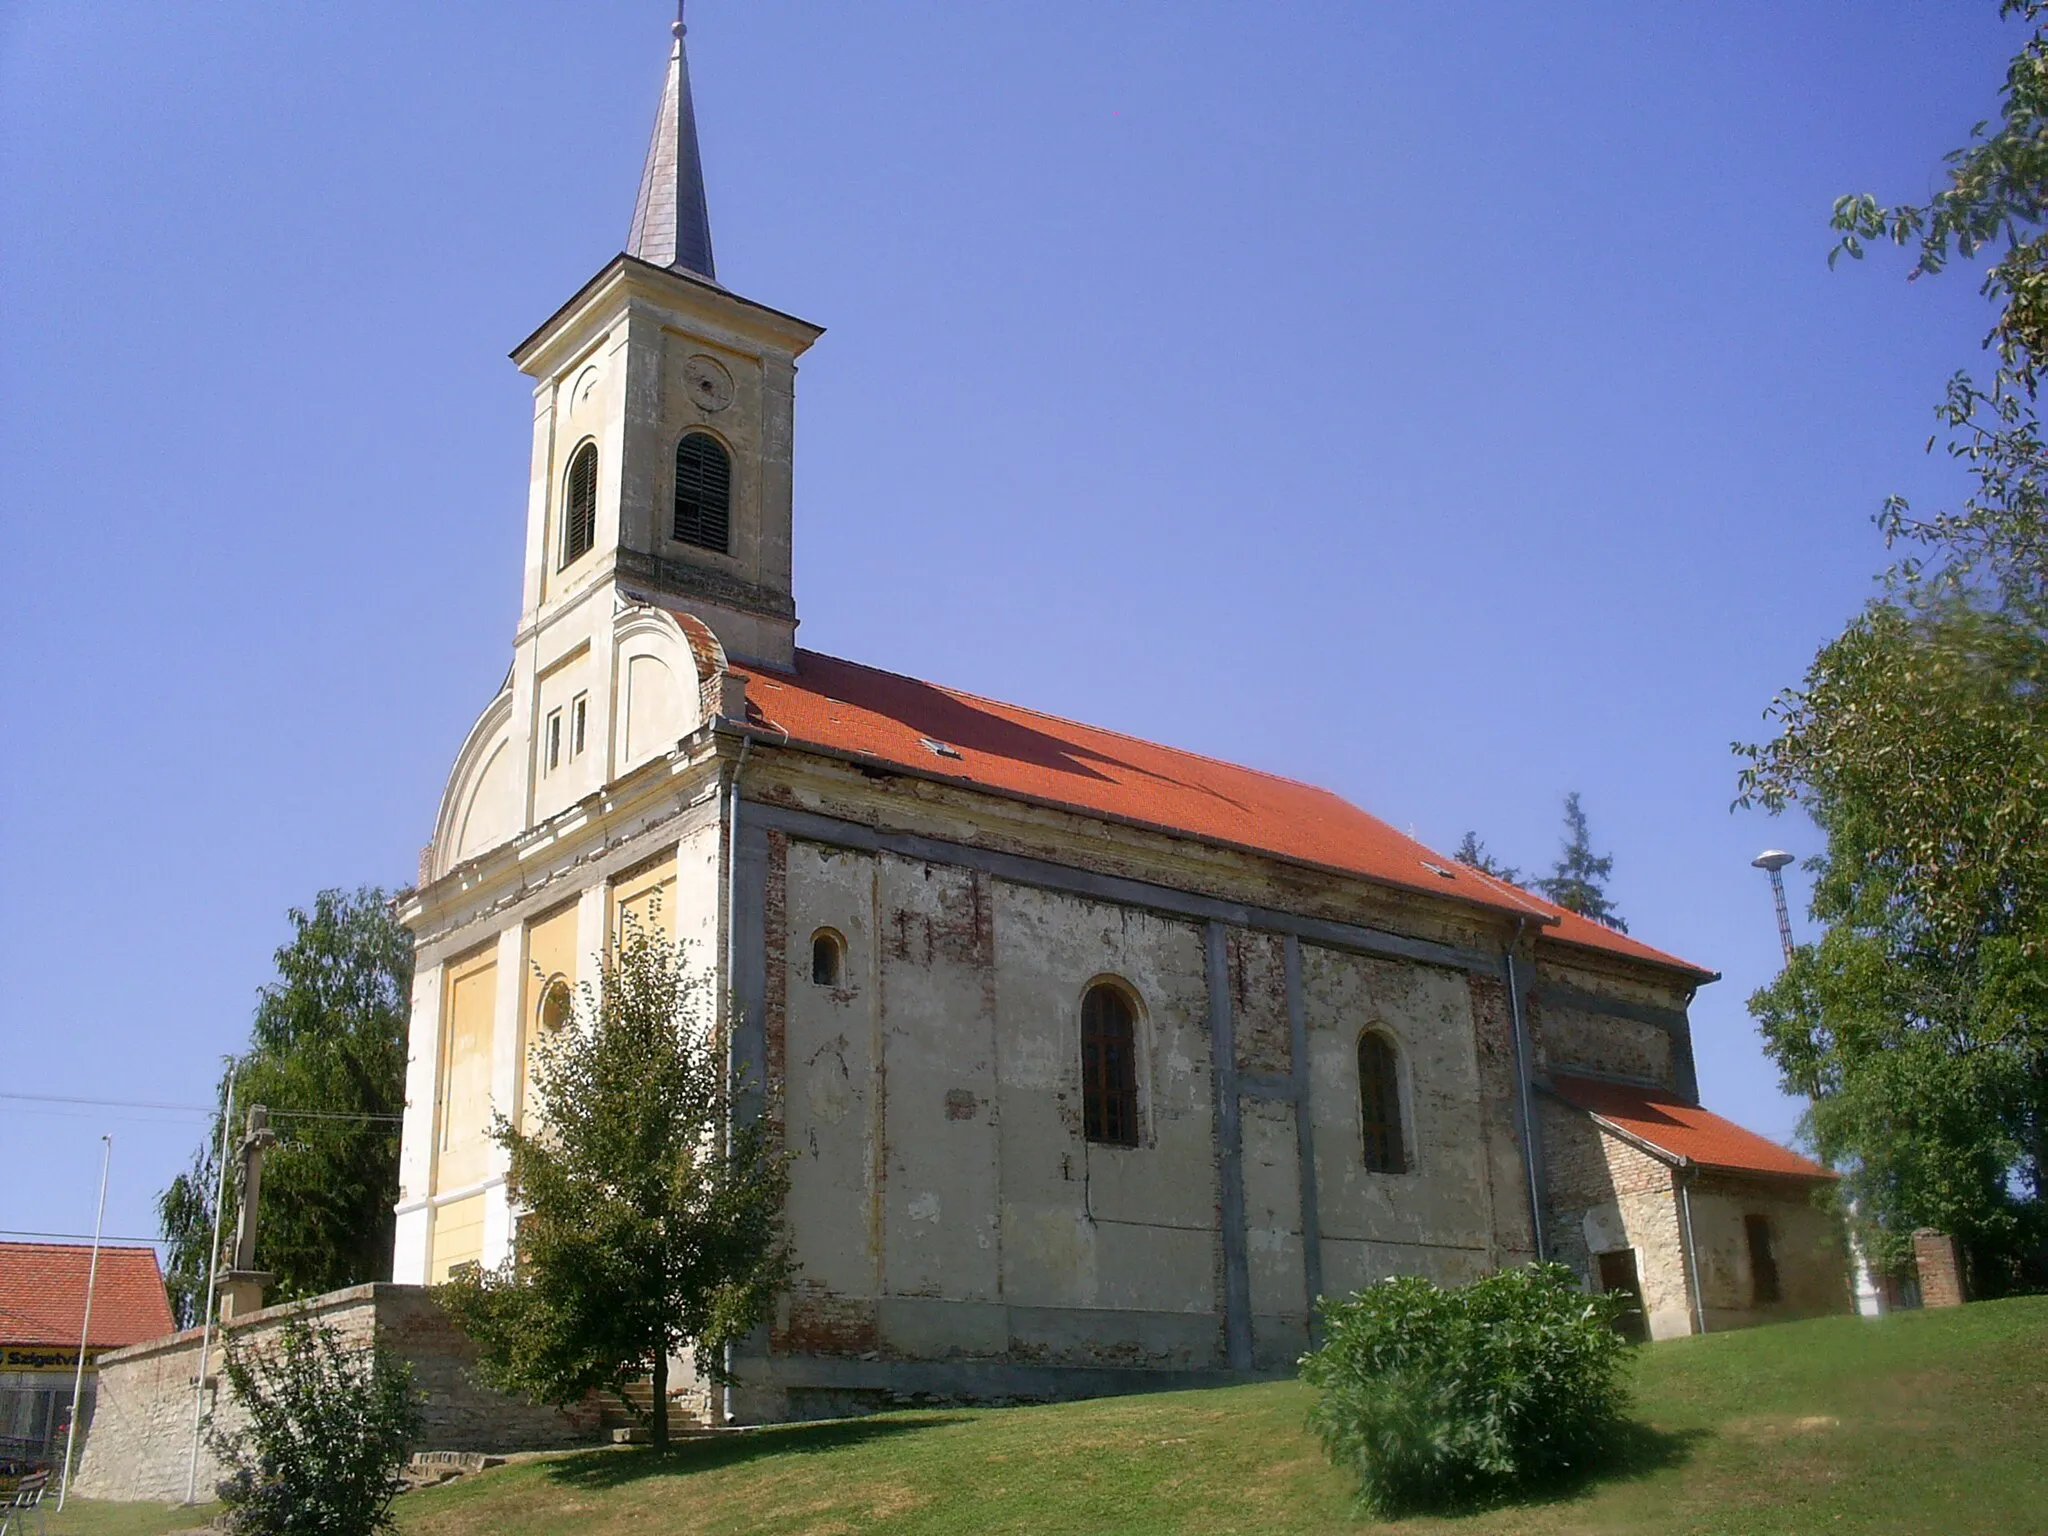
top-left (390, 14), bottom-right (1849, 1424)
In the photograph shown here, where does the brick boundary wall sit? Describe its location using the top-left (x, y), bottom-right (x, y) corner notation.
top-left (1913, 1228), bottom-right (1965, 1308)
top-left (73, 1283), bottom-right (600, 1504)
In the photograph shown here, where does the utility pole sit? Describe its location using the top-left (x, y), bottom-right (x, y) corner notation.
top-left (1751, 849), bottom-right (1796, 965)
top-left (1751, 848), bottom-right (1885, 1318)
top-left (57, 1135), bottom-right (110, 1511)
top-left (185, 1077), bottom-right (236, 1505)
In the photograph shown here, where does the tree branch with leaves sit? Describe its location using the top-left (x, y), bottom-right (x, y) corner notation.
top-left (435, 920), bottom-right (792, 1446)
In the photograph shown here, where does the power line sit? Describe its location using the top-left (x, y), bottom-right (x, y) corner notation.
top-left (0, 1229), bottom-right (163, 1246)
top-left (0, 1093), bottom-right (401, 1124)
top-left (0, 1092), bottom-right (208, 1114)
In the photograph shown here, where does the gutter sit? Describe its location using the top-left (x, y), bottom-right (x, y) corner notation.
top-left (1503, 921), bottom-right (1547, 1263)
top-left (716, 710), bottom-right (787, 1422)
top-left (1677, 1158), bottom-right (1709, 1336)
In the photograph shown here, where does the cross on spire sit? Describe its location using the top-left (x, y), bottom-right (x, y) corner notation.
top-left (627, 0), bottom-right (716, 280)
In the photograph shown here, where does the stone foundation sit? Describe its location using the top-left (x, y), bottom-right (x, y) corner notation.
top-left (73, 1283), bottom-right (599, 1504)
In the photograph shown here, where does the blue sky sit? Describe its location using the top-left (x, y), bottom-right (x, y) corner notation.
top-left (0, 3), bottom-right (2017, 1252)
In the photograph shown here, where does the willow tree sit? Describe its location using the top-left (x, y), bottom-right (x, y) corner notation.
top-left (158, 888), bottom-right (411, 1324)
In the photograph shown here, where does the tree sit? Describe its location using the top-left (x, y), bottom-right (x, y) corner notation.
top-left (1532, 793), bottom-right (1627, 932)
top-left (1740, 0), bottom-right (2048, 1290)
top-left (434, 921), bottom-right (792, 1446)
top-left (160, 889), bottom-right (412, 1325)
top-left (208, 1317), bottom-right (421, 1536)
top-left (1453, 831), bottom-right (1521, 885)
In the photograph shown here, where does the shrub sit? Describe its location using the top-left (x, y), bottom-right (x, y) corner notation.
top-left (1299, 1263), bottom-right (1632, 1513)
top-left (207, 1317), bottom-right (422, 1536)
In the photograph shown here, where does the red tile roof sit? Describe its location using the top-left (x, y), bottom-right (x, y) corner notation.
top-left (740, 649), bottom-right (1713, 978)
top-left (1551, 1075), bottom-right (1833, 1180)
top-left (0, 1243), bottom-right (175, 1350)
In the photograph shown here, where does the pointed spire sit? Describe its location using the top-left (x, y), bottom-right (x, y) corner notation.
top-left (627, 2), bottom-right (716, 280)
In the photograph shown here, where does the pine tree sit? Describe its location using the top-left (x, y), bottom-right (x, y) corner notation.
top-left (1452, 831), bottom-right (1521, 885)
top-left (1533, 793), bottom-right (1627, 932)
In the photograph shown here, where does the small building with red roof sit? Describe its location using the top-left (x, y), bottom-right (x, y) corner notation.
top-left (387, 15), bottom-right (1849, 1421)
top-left (0, 1242), bottom-right (174, 1459)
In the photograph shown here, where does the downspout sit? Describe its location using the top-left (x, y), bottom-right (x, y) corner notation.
top-left (723, 731), bottom-right (753, 1022)
top-left (718, 725), bottom-right (753, 1421)
top-left (1503, 920), bottom-right (1546, 1262)
top-left (1678, 1159), bottom-right (1708, 1335)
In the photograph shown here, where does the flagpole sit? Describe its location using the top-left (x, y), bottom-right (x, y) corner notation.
top-left (185, 1076), bottom-right (236, 1504)
top-left (57, 1135), bottom-right (111, 1511)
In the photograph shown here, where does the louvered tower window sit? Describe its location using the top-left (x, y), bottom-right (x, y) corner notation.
top-left (673, 432), bottom-right (732, 553)
top-left (561, 442), bottom-right (599, 568)
top-left (1081, 984), bottom-right (1140, 1147)
top-left (1358, 1031), bottom-right (1406, 1174)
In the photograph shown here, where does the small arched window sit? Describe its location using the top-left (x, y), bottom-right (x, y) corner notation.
top-left (1358, 1031), bottom-right (1406, 1174)
top-left (561, 442), bottom-right (599, 567)
top-left (810, 929), bottom-right (844, 988)
top-left (1081, 983), bottom-right (1140, 1147)
top-left (673, 432), bottom-right (732, 553)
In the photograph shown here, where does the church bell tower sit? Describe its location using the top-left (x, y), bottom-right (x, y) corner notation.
top-left (510, 6), bottom-right (822, 673)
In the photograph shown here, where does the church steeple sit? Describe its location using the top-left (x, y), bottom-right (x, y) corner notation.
top-left (627, 3), bottom-right (716, 280)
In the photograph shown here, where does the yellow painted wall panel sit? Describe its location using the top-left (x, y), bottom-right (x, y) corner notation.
top-left (612, 853), bottom-right (676, 947)
top-left (436, 945), bottom-right (498, 1192)
top-left (519, 900), bottom-right (581, 1129)
top-left (428, 1193), bottom-right (487, 1283)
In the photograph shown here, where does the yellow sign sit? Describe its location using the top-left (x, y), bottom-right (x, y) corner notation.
top-left (0, 1346), bottom-right (98, 1373)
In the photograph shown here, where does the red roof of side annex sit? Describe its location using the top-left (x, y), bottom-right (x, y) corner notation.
top-left (740, 649), bottom-right (1715, 981)
top-left (1551, 1075), bottom-right (1832, 1180)
top-left (0, 1242), bottom-right (174, 1352)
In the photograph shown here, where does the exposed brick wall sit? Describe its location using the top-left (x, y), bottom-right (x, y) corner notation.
top-left (1532, 1002), bottom-right (1673, 1088)
top-left (668, 608), bottom-right (729, 721)
top-left (773, 1280), bottom-right (881, 1357)
top-left (1227, 930), bottom-right (1291, 1078)
top-left (764, 827), bottom-right (790, 1146)
top-left (1540, 1100), bottom-right (1691, 1338)
top-left (75, 1285), bottom-right (599, 1503)
top-left (1914, 1228), bottom-right (1965, 1307)
top-left (1464, 973), bottom-right (1536, 1263)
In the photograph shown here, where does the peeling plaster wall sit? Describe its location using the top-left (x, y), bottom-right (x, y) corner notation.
top-left (772, 842), bottom-right (1228, 1385)
top-left (1305, 947), bottom-right (1501, 1301)
top-left (1687, 1173), bottom-right (1850, 1329)
top-left (751, 825), bottom-right (1559, 1417)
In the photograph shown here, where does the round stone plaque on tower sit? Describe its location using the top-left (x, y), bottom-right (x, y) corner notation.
top-left (682, 353), bottom-right (733, 412)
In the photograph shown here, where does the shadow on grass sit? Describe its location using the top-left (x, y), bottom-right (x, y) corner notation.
top-left (539, 1413), bottom-right (970, 1491)
top-left (1538, 1418), bottom-right (1707, 1499)
top-left (1360, 1419), bottom-right (1710, 1522)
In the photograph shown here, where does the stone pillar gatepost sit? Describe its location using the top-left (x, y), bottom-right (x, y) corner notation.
top-left (1912, 1228), bottom-right (1964, 1308)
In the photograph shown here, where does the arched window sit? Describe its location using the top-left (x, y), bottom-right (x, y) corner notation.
top-left (1358, 1031), bottom-right (1406, 1174)
top-left (1081, 983), bottom-right (1139, 1147)
top-left (673, 432), bottom-right (732, 553)
top-left (810, 929), bottom-right (844, 988)
top-left (561, 442), bottom-right (599, 567)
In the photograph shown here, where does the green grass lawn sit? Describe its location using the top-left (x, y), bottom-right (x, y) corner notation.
top-left (51, 1296), bottom-right (2048, 1536)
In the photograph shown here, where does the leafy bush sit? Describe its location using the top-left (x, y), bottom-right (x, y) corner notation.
top-left (207, 1317), bottom-right (422, 1536)
top-left (1300, 1263), bottom-right (1632, 1513)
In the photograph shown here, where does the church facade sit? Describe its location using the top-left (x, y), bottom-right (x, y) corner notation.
top-left (391, 17), bottom-right (1848, 1423)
